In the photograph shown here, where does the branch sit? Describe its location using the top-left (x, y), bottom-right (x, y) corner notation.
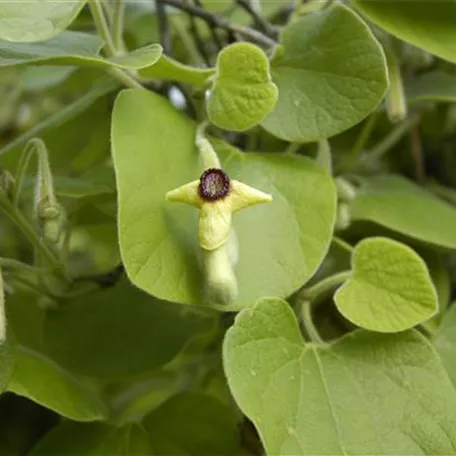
top-left (235, 0), bottom-right (277, 38)
top-left (193, 0), bottom-right (224, 50)
top-left (156, 0), bottom-right (172, 55)
top-left (158, 0), bottom-right (276, 47)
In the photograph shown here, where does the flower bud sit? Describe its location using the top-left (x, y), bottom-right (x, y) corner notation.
top-left (203, 230), bottom-right (238, 305)
top-left (335, 177), bottom-right (356, 202)
top-left (335, 203), bottom-right (351, 231)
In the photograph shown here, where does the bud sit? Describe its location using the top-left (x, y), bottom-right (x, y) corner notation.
top-left (0, 169), bottom-right (15, 200)
top-left (335, 177), bottom-right (356, 202)
top-left (196, 122), bottom-right (221, 169)
top-left (30, 139), bottom-right (67, 246)
top-left (385, 45), bottom-right (407, 124)
top-left (203, 230), bottom-right (238, 305)
top-left (335, 203), bottom-right (351, 231)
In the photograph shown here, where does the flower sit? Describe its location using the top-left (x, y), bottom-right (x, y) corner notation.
top-left (166, 167), bottom-right (272, 251)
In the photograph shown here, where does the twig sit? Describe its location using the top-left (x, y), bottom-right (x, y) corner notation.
top-left (156, 0), bottom-right (172, 55)
top-left (89, 0), bottom-right (118, 56)
top-left (235, 0), bottom-right (277, 38)
top-left (158, 0), bottom-right (276, 47)
top-left (301, 300), bottom-right (325, 344)
top-left (90, 0), bottom-right (144, 89)
top-left (111, 0), bottom-right (126, 51)
top-left (363, 113), bottom-right (421, 163)
top-left (189, 13), bottom-right (211, 66)
top-left (193, 0), bottom-right (224, 50)
top-left (0, 191), bottom-right (69, 282)
top-left (108, 67), bottom-right (144, 89)
top-left (409, 125), bottom-right (425, 184)
top-left (341, 112), bottom-right (379, 173)
top-left (332, 236), bottom-right (354, 254)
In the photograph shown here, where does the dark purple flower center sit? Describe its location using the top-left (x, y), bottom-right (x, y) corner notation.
top-left (198, 168), bottom-right (230, 201)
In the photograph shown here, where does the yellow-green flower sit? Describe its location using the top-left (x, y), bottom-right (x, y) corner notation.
top-left (166, 167), bottom-right (272, 251)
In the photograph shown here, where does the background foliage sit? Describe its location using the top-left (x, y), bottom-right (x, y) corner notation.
top-left (1, 0), bottom-right (456, 455)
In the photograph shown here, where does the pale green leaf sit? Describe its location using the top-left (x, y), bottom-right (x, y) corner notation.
top-left (30, 422), bottom-right (151, 456)
top-left (407, 71), bottom-right (456, 103)
top-left (350, 175), bottom-right (456, 249)
top-left (334, 237), bottom-right (438, 333)
top-left (207, 43), bottom-right (278, 131)
top-left (111, 89), bottom-right (336, 310)
top-left (7, 345), bottom-right (108, 421)
top-left (0, 0), bottom-right (86, 43)
top-left (261, 3), bottom-right (388, 142)
top-left (353, 0), bottom-right (456, 64)
top-left (223, 298), bottom-right (456, 455)
top-left (0, 31), bottom-right (162, 70)
top-left (142, 392), bottom-right (242, 456)
top-left (43, 280), bottom-right (212, 378)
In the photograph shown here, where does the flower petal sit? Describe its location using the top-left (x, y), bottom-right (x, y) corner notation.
top-left (166, 180), bottom-right (202, 207)
top-left (230, 180), bottom-right (272, 212)
top-left (199, 201), bottom-right (232, 250)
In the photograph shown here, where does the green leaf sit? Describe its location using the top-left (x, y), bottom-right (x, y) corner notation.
top-left (0, 31), bottom-right (162, 70)
top-left (350, 175), bottom-right (456, 249)
top-left (223, 298), bottom-right (456, 455)
top-left (207, 43), bottom-right (278, 131)
top-left (142, 392), bottom-right (242, 456)
top-left (0, 0), bottom-right (86, 43)
top-left (7, 345), bottom-right (108, 421)
top-left (353, 0), bottom-right (456, 64)
top-left (407, 71), bottom-right (456, 103)
top-left (139, 54), bottom-right (214, 87)
top-left (261, 3), bottom-right (388, 142)
top-left (334, 237), bottom-right (438, 333)
top-left (436, 304), bottom-right (456, 387)
top-left (30, 422), bottom-right (151, 456)
top-left (43, 280), bottom-right (212, 378)
top-left (111, 89), bottom-right (336, 310)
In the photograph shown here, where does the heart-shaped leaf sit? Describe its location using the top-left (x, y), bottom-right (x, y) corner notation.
top-left (223, 298), bottom-right (456, 455)
top-left (350, 175), bottom-right (456, 249)
top-left (0, 0), bottom-right (86, 43)
top-left (111, 89), bottom-right (336, 311)
top-left (142, 392), bottom-right (242, 455)
top-left (43, 280), bottom-right (212, 378)
top-left (30, 422), bottom-right (151, 456)
top-left (207, 42), bottom-right (278, 131)
top-left (353, 0), bottom-right (456, 64)
top-left (0, 31), bottom-right (162, 70)
top-left (261, 3), bottom-right (388, 142)
top-left (334, 237), bottom-right (438, 333)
